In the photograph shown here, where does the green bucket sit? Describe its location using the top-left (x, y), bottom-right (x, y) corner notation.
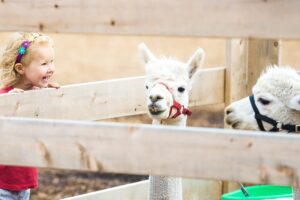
top-left (222, 185), bottom-right (292, 200)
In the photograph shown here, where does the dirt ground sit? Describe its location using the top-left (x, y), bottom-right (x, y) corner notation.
top-left (30, 105), bottom-right (224, 200)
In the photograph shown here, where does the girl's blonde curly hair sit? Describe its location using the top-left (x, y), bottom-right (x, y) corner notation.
top-left (0, 32), bottom-right (54, 87)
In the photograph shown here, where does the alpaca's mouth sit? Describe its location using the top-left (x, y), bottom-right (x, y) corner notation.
top-left (231, 121), bottom-right (240, 129)
top-left (224, 115), bottom-right (231, 125)
top-left (225, 115), bottom-right (240, 128)
top-left (225, 118), bottom-right (241, 129)
top-left (148, 105), bottom-right (166, 115)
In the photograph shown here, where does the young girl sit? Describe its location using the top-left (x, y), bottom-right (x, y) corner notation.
top-left (0, 32), bottom-right (59, 200)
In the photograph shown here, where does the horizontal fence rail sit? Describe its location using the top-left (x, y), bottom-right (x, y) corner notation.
top-left (1, 117), bottom-right (300, 187)
top-left (0, 0), bottom-right (300, 39)
top-left (63, 181), bottom-right (149, 200)
top-left (62, 179), bottom-right (221, 200)
top-left (0, 67), bottom-right (225, 120)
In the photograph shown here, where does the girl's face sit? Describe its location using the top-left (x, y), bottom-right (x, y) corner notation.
top-left (23, 44), bottom-right (55, 88)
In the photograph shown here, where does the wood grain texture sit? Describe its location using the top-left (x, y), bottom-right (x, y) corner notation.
top-left (62, 180), bottom-right (221, 200)
top-left (0, 68), bottom-right (225, 120)
top-left (0, 0), bottom-right (300, 39)
top-left (0, 117), bottom-right (300, 187)
top-left (224, 39), bottom-right (280, 192)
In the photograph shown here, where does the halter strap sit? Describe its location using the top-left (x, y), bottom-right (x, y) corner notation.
top-left (169, 100), bottom-right (192, 119)
top-left (249, 95), bottom-right (300, 133)
top-left (158, 82), bottom-right (192, 119)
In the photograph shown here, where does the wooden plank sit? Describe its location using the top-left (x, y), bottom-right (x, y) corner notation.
top-left (1, 117), bottom-right (300, 186)
top-left (0, 67), bottom-right (225, 120)
top-left (0, 33), bottom-right (227, 86)
top-left (0, 33), bottom-right (226, 86)
top-left (62, 179), bottom-right (221, 200)
top-left (225, 39), bottom-right (280, 104)
top-left (225, 39), bottom-right (248, 105)
top-left (224, 39), bottom-right (249, 193)
top-left (224, 39), bottom-right (281, 193)
top-left (190, 67), bottom-right (224, 107)
top-left (247, 39), bottom-right (281, 94)
top-left (182, 179), bottom-right (222, 200)
top-left (63, 181), bottom-right (148, 200)
top-left (0, 1), bottom-right (300, 39)
top-left (226, 39), bottom-right (281, 192)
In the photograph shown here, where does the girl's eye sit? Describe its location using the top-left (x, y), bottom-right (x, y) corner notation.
top-left (258, 97), bottom-right (271, 105)
top-left (178, 87), bottom-right (185, 93)
top-left (42, 63), bottom-right (47, 66)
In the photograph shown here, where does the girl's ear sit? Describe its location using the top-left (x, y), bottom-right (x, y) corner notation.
top-left (14, 63), bottom-right (25, 75)
top-left (186, 48), bottom-right (205, 79)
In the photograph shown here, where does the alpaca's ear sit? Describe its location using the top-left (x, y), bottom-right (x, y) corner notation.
top-left (186, 48), bottom-right (205, 79)
top-left (138, 43), bottom-right (156, 64)
top-left (288, 95), bottom-right (300, 111)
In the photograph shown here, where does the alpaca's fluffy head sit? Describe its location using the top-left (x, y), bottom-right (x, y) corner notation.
top-left (138, 43), bottom-right (204, 120)
top-left (225, 66), bottom-right (300, 131)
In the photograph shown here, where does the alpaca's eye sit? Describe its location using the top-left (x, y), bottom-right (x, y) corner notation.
top-left (178, 87), bottom-right (185, 93)
top-left (145, 85), bottom-right (149, 89)
top-left (258, 97), bottom-right (271, 105)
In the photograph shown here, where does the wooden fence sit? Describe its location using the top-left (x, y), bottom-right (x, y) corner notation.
top-left (0, 0), bottom-right (300, 199)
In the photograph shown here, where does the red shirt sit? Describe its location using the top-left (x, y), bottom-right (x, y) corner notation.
top-left (0, 86), bottom-right (38, 191)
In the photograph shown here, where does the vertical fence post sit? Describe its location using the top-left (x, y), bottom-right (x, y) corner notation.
top-left (224, 38), bottom-right (281, 194)
top-left (246, 39), bottom-right (281, 94)
top-left (225, 39), bottom-right (248, 105)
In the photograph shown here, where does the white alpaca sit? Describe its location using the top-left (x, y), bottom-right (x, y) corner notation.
top-left (139, 43), bottom-right (204, 200)
top-left (225, 66), bottom-right (300, 200)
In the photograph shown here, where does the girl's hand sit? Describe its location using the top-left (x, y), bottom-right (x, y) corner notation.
top-left (48, 82), bottom-right (60, 89)
top-left (8, 88), bottom-right (24, 93)
top-left (32, 86), bottom-right (41, 90)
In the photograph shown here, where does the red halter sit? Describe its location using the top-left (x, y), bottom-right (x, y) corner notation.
top-left (158, 82), bottom-right (192, 119)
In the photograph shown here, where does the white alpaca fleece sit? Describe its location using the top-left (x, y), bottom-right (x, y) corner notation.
top-left (145, 59), bottom-right (190, 83)
top-left (253, 66), bottom-right (300, 124)
top-left (139, 43), bottom-right (204, 122)
top-left (139, 43), bottom-right (205, 83)
top-left (225, 65), bottom-right (300, 131)
top-left (253, 66), bottom-right (300, 106)
top-left (138, 43), bottom-right (205, 200)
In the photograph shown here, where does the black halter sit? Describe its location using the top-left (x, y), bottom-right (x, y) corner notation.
top-left (249, 95), bottom-right (300, 133)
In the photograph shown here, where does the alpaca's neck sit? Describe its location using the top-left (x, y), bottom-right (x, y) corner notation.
top-left (149, 116), bottom-right (185, 200)
top-left (152, 116), bottom-right (187, 127)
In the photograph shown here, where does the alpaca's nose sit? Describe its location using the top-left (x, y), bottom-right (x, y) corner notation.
top-left (225, 107), bottom-right (233, 115)
top-left (149, 95), bottom-right (164, 103)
